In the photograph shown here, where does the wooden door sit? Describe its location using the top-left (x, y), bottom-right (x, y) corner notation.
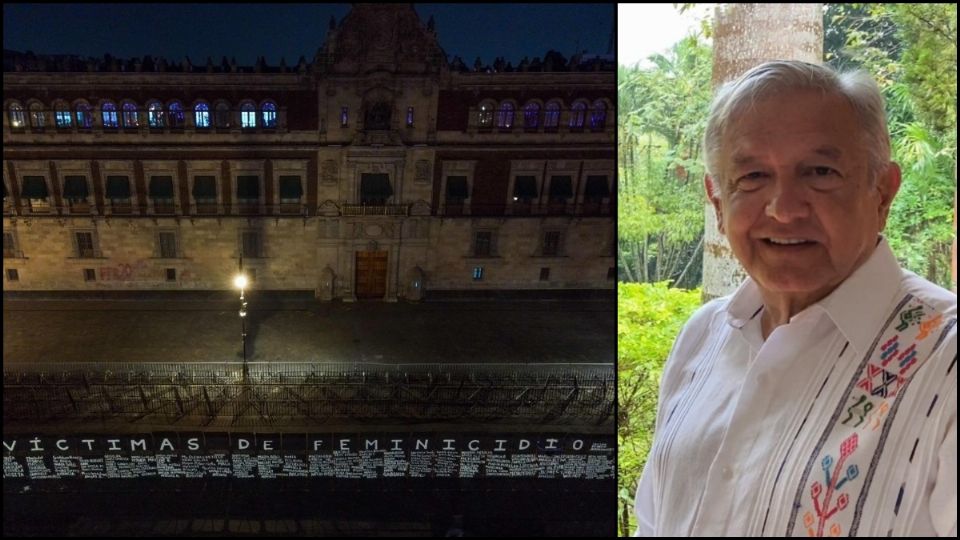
top-left (355, 251), bottom-right (388, 299)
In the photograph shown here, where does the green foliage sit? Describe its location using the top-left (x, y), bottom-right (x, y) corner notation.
top-left (618, 36), bottom-right (712, 287)
top-left (825, 3), bottom-right (957, 287)
top-left (617, 282), bottom-right (701, 536)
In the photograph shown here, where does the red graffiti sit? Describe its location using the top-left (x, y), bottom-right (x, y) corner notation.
top-left (99, 260), bottom-right (149, 281)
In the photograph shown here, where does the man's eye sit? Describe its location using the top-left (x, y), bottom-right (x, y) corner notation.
top-left (812, 166), bottom-right (838, 176)
top-left (736, 172), bottom-right (767, 191)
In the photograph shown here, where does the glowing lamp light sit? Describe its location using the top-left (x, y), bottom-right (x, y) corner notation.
top-left (233, 274), bottom-right (248, 290)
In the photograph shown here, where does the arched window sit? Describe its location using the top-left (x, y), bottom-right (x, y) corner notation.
top-left (240, 101), bottom-right (257, 128)
top-left (147, 101), bottom-right (165, 128)
top-left (101, 101), bottom-right (118, 128)
top-left (544, 101), bottom-right (561, 128)
top-left (75, 102), bottom-right (93, 129)
top-left (121, 101), bottom-right (139, 128)
top-left (8, 103), bottom-right (25, 128)
top-left (261, 101), bottom-right (277, 128)
top-left (215, 102), bottom-right (230, 128)
top-left (29, 102), bottom-right (45, 128)
top-left (590, 100), bottom-right (607, 129)
top-left (168, 101), bottom-right (185, 128)
top-left (569, 101), bottom-right (587, 129)
top-left (478, 101), bottom-right (494, 128)
top-left (194, 102), bottom-right (210, 128)
top-left (496, 102), bottom-right (514, 129)
top-left (54, 102), bottom-right (72, 128)
top-left (523, 102), bottom-right (540, 129)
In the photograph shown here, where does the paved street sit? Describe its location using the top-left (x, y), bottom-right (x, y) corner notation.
top-left (3, 292), bottom-right (615, 366)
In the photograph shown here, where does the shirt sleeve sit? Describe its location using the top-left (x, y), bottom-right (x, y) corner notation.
top-left (634, 456), bottom-right (656, 536)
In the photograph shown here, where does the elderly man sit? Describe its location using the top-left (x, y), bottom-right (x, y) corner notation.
top-left (634, 60), bottom-right (957, 537)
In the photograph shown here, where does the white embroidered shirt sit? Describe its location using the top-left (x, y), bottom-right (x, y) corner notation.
top-left (635, 238), bottom-right (957, 537)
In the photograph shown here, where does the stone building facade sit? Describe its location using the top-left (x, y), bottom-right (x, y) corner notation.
top-left (2, 5), bottom-right (615, 301)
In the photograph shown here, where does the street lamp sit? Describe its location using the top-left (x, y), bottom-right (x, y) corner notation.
top-left (234, 265), bottom-right (249, 367)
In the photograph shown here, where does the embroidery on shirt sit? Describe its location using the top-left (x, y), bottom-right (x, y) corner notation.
top-left (787, 294), bottom-right (955, 537)
top-left (804, 433), bottom-right (859, 536)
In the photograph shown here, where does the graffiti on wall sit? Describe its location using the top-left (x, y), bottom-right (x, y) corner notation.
top-left (99, 260), bottom-right (149, 281)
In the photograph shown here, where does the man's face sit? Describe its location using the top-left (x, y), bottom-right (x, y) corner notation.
top-left (707, 89), bottom-right (900, 305)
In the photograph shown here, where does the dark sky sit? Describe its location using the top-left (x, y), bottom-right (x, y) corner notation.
top-left (3, 4), bottom-right (613, 66)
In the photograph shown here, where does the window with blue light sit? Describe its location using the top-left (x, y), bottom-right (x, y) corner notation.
top-left (168, 101), bottom-right (185, 128)
top-left (496, 102), bottom-right (514, 128)
top-left (544, 101), bottom-right (560, 128)
top-left (261, 102), bottom-right (277, 128)
top-left (523, 102), bottom-right (540, 128)
top-left (55, 104), bottom-right (72, 128)
top-left (122, 102), bottom-right (139, 128)
top-left (590, 100), bottom-right (607, 129)
top-left (76, 103), bottom-right (93, 128)
top-left (241, 102), bottom-right (256, 128)
top-left (194, 103), bottom-right (210, 128)
top-left (340, 106), bottom-right (349, 128)
top-left (148, 101), bottom-right (165, 128)
top-left (406, 106), bottom-right (414, 127)
top-left (101, 101), bottom-right (118, 128)
top-left (569, 102), bottom-right (586, 129)
top-left (473, 266), bottom-right (483, 280)
top-left (29, 103), bottom-right (45, 128)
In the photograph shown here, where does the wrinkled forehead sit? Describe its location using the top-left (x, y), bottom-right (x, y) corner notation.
top-left (721, 89), bottom-right (861, 143)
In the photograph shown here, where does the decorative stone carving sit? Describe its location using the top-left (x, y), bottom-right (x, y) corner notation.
top-left (318, 200), bottom-right (340, 217)
top-left (321, 160), bottom-right (338, 184)
top-left (410, 200), bottom-right (431, 216)
top-left (415, 160), bottom-right (430, 184)
top-left (365, 102), bottom-right (391, 130)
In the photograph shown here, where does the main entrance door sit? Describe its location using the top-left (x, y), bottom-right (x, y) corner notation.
top-left (355, 251), bottom-right (388, 299)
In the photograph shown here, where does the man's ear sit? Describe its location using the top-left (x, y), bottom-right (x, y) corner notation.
top-left (876, 163), bottom-right (902, 231)
top-left (704, 174), bottom-right (725, 234)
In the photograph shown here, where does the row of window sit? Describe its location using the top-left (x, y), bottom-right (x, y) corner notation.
top-left (6, 172), bottom-right (613, 216)
top-left (3, 229), bottom-right (265, 261)
top-left (3, 228), bottom-right (580, 265)
top-left (6, 173), bottom-right (305, 215)
top-left (7, 99), bottom-right (279, 130)
top-left (476, 99), bottom-right (608, 130)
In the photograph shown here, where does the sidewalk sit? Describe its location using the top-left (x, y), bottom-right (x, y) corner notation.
top-left (3, 293), bottom-right (615, 365)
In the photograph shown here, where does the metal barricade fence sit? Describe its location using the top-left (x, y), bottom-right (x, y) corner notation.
top-left (3, 362), bottom-right (614, 428)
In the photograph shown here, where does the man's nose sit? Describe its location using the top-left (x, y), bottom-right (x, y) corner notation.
top-left (764, 177), bottom-right (810, 222)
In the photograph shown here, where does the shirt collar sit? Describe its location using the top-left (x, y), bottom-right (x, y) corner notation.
top-left (817, 236), bottom-right (903, 356)
top-left (726, 278), bottom-right (764, 330)
top-left (724, 236), bottom-right (903, 354)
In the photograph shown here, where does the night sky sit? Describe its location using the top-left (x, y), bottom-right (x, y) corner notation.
top-left (3, 4), bottom-right (613, 66)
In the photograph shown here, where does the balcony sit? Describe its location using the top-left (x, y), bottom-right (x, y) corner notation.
top-left (110, 200), bottom-right (133, 215)
top-left (341, 204), bottom-right (408, 217)
top-left (26, 199), bottom-right (52, 214)
top-left (194, 201), bottom-right (219, 215)
top-left (152, 199), bottom-right (177, 215)
top-left (68, 200), bottom-right (92, 214)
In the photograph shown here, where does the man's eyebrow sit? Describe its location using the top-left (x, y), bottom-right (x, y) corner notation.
top-left (731, 153), bottom-right (760, 167)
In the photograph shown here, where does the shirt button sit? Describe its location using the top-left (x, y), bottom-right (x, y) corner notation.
top-left (721, 466), bottom-right (733, 480)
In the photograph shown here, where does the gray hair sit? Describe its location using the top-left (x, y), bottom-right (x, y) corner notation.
top-left (703, 60), bottom-right (891, 184)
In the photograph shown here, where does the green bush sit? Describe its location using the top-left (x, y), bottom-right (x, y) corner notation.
top-left (617, 282), bottom-right (701, 536)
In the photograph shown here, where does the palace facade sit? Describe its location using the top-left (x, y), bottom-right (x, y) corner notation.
top-left (2, 5), bottom-right (615, 301)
